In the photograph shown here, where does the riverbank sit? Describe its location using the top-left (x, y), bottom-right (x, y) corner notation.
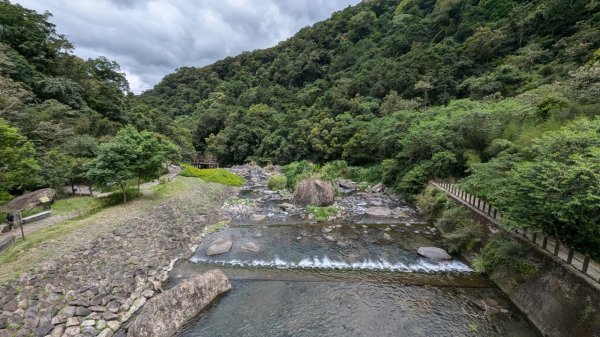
top-left (0, 177), bottom-right (236, 337)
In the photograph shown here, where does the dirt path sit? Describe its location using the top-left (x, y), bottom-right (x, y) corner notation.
top-left (0, 166), bottom-right (184, 242)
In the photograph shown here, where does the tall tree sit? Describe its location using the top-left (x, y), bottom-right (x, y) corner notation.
top-left (0, 118), bottom-right (39, 192)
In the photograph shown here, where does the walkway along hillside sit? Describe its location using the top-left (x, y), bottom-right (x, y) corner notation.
top-left (430, 181), bottom-right (600, 285)
top-left (430, 181), bottom-right (600, 337)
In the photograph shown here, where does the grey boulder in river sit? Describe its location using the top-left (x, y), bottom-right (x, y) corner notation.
top-left (127, 269), bottom-right (231, 337)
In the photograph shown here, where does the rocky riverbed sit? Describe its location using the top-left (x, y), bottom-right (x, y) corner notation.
top-left (0, 178), bottom-right (234, 337)
top-left (167, 165), bottom-right (541, 337)
top-left (226, 165), bottom-right (423, 226)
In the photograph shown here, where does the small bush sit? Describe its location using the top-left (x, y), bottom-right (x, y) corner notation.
top-left (435, 206), bottom-right (472, 234)
top-left (307, 206), bottom-right (340, 222)
top-left (283, 161), bottom-right (317, 190)
top-left (443, 222), bottom-right (483, 254)
top-left (180, 164), bottom-right (245, 186)
top-left (415, 186), bottom-right (451, 223)
top-left (267, 175), bottom-right (287, 191)
top-left (320, 160), bottom-right (350, 181)
top-left (472, 235), bottom-right (537, 274)
top-left (350, 164), bottom-right (383, 183)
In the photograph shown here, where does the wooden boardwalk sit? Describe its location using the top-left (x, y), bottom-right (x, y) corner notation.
top-left (430, 181), bottom-right (600, 286)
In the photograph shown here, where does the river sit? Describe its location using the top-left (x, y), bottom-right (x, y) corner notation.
top-left (168, 166), bottom-right (541, 337)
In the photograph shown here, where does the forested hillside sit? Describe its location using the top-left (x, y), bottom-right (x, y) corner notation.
top-left (1, 0), bottom-right (599, 256)
top-left (0, 0), bottom-right (188, 203)
top-left (141, 0), bottom-right (600, 255)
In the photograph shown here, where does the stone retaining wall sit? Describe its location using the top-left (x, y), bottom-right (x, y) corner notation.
top-left (0, 181), bottom-right (232, 337)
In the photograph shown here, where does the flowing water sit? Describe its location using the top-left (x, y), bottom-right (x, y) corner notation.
top-left (170, 174), bottom-right (541, 337)
top-left (170, 221), bottom-right (540, 337)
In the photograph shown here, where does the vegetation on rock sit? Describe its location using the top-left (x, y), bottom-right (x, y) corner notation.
top-left (266, 174), bottom-right (287, 191)
top-left (307, 206), bottom-right (340, 222)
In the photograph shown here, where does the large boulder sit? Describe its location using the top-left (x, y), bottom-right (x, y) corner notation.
top-left (365, 207), bottom-right (392, 217)
top-left (127, 269), bottom-right (231, 337)
top-left (292, 179), bottom-right (335, 207)
top-left (417, 247), bottom-right (452, 260)
top-left (206, 237), bottom-right (233, 256)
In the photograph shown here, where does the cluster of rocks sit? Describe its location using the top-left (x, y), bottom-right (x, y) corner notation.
top-left (0, 183), bottom-right (231, 337)
top-left (223, 165), bottom-right (419, 225)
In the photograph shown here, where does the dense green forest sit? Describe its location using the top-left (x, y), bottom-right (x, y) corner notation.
top-left (140, 0), bottom-right (600, 256)
top-left (0, 0), bottom-right (599, 256)
top-left (0, 0), bottom-right (184, 203)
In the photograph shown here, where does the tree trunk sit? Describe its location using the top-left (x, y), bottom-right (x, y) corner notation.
top-left (122, 184), bottom-right (127, 203)
top-left (138, 176), bottom-right (141, 197)
top-left (89, 184), bottom-right (94, 197)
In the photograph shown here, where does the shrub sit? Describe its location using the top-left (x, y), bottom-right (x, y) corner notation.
top-left (320, 160), bottom-right (350, 181)
top-left (320, 160), bottom-right (382, 184)
top-left (472, 235), bottom-right (537, 274)
top-left (282, 160), bottom-right (317, 190)
top-left (443, 222), bottom-right (483, 254)
top-left (397, 163), bottom-right (431, 200)
top-left (307, 206), bottom-right (340, 222)
top-left (415, 186), bottom-right (451, 223)
top-left (267, 175), bottom-right (287, 191)
top-left (435, 206), bottom-right (472, 234)
top-left (180, 164), bottom-right (245, 186)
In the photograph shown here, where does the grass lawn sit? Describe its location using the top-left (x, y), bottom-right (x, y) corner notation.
top-left (180, 163), bottom-right (245, 186)
top-left (52, 196), bottom-right (101, 216)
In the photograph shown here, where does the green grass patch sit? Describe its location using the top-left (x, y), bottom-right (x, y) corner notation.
top-left (307, 206), bottom-right (340, 222)
top-left (267, 175), bottom-right (287, 191)
top-left (181, 164), bottom-right (245, 186)
top-left (0, 216), bottom-right (93, 267)
top-left (206, 220), bottom-right (230, 234)
top-left (52, 197), bottom-right (101, 216)
top-left (473, 235), bottom-right (537, 274)
top-left (20, 206), bottom-right (47, 218)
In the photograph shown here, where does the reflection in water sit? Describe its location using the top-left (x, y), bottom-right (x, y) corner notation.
top-left (176, 280), bottom-right (538, 337)
top-left (173, 223), bottom-right (540, 337)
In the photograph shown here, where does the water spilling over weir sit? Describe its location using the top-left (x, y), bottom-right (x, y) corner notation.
top-left (169, 167), bottom-right (541, 337)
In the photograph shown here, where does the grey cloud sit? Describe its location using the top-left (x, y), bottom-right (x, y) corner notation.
top-left (14, 0), bottom-right (361, 93)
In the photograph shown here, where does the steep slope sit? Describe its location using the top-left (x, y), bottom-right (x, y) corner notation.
top-left (142, 0), bottom-right (599, 163)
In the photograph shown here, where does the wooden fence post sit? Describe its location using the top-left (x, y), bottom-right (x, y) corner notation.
top-left (567, 248), bottom-right (574, 264)
top-left (493, 209), bottom-right (498, 219)
top-left (582, 256), bottom-right (590, 274)
top-left (542, 236), bottom-right (549, 249)
top-left (532, 232), bottom-right (537, 244)
top-left (553, 241), bottom-right (560, 256)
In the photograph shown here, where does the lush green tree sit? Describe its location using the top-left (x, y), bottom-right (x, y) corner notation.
top-left (0, 118), bottom-right (39, 192)
top-left (463, 118), bottom-right (600, 257)
top-left (88, 126), bottom-right (180, 201)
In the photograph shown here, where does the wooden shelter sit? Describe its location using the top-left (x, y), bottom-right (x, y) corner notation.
top-left (191, 153), bottom-right (219, 169)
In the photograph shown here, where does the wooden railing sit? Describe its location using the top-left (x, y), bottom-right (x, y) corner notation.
top-left (430, 181), bottom-right (600, 285)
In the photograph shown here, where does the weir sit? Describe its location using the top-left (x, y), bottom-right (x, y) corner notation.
top-left (166, 167), bottom-right (542, 337)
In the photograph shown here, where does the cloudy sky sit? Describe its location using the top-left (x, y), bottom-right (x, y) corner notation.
top-left (14, 0), bottom-right (361, 93)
